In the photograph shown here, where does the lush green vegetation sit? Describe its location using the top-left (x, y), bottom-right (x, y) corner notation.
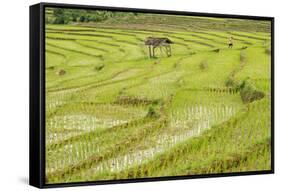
top-left (45, 8), bottom-right (271, 184)
top-left (46, 8), bottom-right (139, 24)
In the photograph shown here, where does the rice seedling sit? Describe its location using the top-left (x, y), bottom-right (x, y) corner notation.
top-left (45, 8), bottom-right (272, 183)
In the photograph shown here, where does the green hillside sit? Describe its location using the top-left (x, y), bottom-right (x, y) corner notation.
top-left (45, 8), bottom-right (272, 183)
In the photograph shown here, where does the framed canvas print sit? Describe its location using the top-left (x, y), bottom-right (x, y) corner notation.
top-left (29, 2), bottom-right (274, 188)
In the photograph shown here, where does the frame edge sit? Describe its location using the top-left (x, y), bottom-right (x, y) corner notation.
top-left (29, 3), bottom-right (44, 189)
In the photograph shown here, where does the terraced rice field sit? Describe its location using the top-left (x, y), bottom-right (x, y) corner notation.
top-left (45, 10), bottom-right (272, 184)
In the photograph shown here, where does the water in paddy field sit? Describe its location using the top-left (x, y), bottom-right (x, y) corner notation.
top-left (71, 101), bottom-right (240, 177)
top-left (45, 101), bottom-right (149, 173)
top-left (45, 101), bottom-right (147, 145)
top-left (46, 115), bottom-right (128, 144)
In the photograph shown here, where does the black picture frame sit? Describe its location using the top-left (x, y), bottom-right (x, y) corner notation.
top-left (30, 2), bottom-right (275, 189)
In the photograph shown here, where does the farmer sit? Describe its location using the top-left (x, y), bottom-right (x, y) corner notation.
top-left (228, 36), bottom-right (233, 48)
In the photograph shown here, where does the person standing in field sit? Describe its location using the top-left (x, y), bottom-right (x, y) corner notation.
top-left (228, 36), bottom-right (233, 48)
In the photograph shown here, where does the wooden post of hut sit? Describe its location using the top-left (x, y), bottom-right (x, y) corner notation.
top-left (144, 37), bottom-right (173, 58)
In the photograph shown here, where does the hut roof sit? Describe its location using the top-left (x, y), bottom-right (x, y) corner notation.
top-left (145, 37), bottom-right (173, 46)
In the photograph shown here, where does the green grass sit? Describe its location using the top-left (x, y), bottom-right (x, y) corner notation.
top-left (45, 10), bottom-right (272, 184)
